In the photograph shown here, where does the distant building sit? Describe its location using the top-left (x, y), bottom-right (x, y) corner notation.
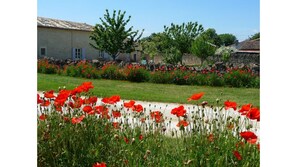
top-left (37, 17), bottom-right (112, 60)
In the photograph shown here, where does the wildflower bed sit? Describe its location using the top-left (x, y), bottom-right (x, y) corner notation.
top-left (38, 82), bottom-right (260, 166)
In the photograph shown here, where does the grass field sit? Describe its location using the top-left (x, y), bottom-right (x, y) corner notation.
top-left (38, 73), bottom-right (260, 107)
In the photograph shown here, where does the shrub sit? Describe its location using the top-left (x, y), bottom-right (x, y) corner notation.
top-left (224, 68), bottom-right (257, 88)
top-left (37, 59), bottom-right (59, 74)
top-left (126, 65), bottom-right (150, 82)
top-left (150, 71), bottom-right (173, 84)
top-left (100, 64), bottom-right (126, 80)
top-left (63, 61), bottom-right (100, 79)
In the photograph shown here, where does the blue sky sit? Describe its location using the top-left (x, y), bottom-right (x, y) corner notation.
top-left (38, 0), bottom-right (259, 41)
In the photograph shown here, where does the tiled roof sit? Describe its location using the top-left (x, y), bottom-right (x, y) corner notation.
top-left (239, 38), bottom-right (260, 50)
top-left (37, 17), bottom-right (94, 31)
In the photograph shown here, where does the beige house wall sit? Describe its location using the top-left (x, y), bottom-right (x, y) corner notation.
top-left (37, 27), bottom-right (100, 60)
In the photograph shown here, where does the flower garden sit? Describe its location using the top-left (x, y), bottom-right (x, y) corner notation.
top-left (38, 59), bottom-right (260, 88)
top-left (37, 82), bottom-right (260, 166)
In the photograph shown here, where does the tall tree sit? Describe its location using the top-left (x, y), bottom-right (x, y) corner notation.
top-left (140, 33), bottom-right (169, 61)
top-left (191, 35), bottom-right (216, 66)
top-left (90, 9), bottom-right (143, 60)
top-left (249, 32), bottom-right (260, 40)
top-left (200, 28), bottom-right (221, 46)
top-left (163, 22), bottom-right (204, 64)
top-left (218, 33), bottom-right (237, 46)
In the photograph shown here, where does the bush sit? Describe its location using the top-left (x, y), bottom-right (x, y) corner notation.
top-left (224, 68), bottom-right (258, 88)
top-left (63, 61), bottom-right (100, 79)
top-left (150, 71), bottom-right (173, 84)
top-left (126, 66), bottom-right (150, 82)
top-left (38, 59), bottom-right (59, 74)
top-left (100, 64), bottom-right (126, 80)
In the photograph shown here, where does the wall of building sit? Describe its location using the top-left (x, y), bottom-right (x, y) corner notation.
top-left (37, 27), bottom-right (100, 60)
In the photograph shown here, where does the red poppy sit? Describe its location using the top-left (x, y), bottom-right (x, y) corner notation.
top-left (233, 150), bottom-right (242, 160)
top-left (139, 134), bottom-right (143, 140)
top-left (63, 117), bottom-right (70, 122)
top-left (112, 110), bottom-right (121, 118)
top-left (187, 92), bottom-right (204, 101)
top-left (113, 122), bottom-right (119, 129)
top-left (40, 100), bottom-right (50, 107)
top-left (224, 100), bottom-right (237, 110)
top-left (124, 100), bottom-right (135, 108)
top-left (101, 110), bottom-right (110, 119)
top-left (39, 114), bottom-right (46, 121)
top-left (44, 90), bottom-right (55, 98)
top-left (247, 138), bottom-right (258, 144)
top-left (176, 120), bottom-right (189, 127)
top-left (133, 104), bottom-right (143, 112)
top-left (92, 162), bottom-right (106, 167)
top-left (80, 82), bottom-right (94, 92)
top-left (71, 115), bottom-right (85, 124)
top-left (208, 134), bottom-right (214, 142)
top-left (246, 107), bottom-right (260, 121)
top-left (69, 98), bottom-right (83, 109)
top-left (37, 94), bottom-right (43, 104)
top-left (150, 111), bottom-right (163, 123)
top-left (240, 131), bottom-right (258, 142)
top-left (109, 95), bottom-right (121, 104)
top-left (94, 105), bottom-right (108, 114)
top-left (171, 105), bottom-right (186, 117)
top-left (238, 104), bottom-right (251, 115)
top-left (124, 137), bottom-right (129, 144)
top-left (83, 105), bottom-right (93, 113)
top-left (101, 97), bottom-right (110, 104)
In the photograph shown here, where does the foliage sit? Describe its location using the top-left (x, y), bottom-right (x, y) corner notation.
top-left (100, 64), bottom-right (126, 80)
top-left (163, 22), bottom-right (204, 64)
top-left (218, 33), bottom-right (237, 46)
top-left (215, 46), bottom-right (236, 63)
top-left (191, 35), bottom-right (217, 66)
top-left (249, 32), bottom-right (260, 40)
top-left (63, 61), bottom-right (101, 79)
top-left (161, 46), bottom-right (182, 65)
top-left (140, 33), bottom-right (169, 60)
top-left (224, 67), bottom-right (258, 88)
top-left (37, 59), bottom-right (60, 74)
top-left (38, 82), bottom-right (260, 166)
top-left (125, 65), bottom-right (150, 82)
top-left (200, 28), bottom-right (222, 46)
top-left (149, 71), bottom-right (173, 84)
top-left (90, 9), bottom-right (143, 60)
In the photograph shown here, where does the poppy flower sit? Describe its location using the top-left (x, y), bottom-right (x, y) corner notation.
top-left (240, 131), bottom-right (258, 142)
top-left (171, 105), bottom-right (186, 117)
top-left (83, 105), bottom-right (93, 113)
top-left (112, 110), bottom-right (121, 118)
top-left (101, 110), bottom-right (110, 119)
top-left (80, 82), bottom-right (94, 92)
top-left (71, 115), bottom-right (85, 124)
top-left (109, 95), bottom-right (121, 104)
top-left (124, 137), bottom-right (129, 144)
top-left (94, 105), bottom-right (108, 114)
top-left (208, 134), bottom-right (214, 142)
top-left (133, 104), bottom-right (143, 112)
top-left (37, 94), bottom-right (43, 104)
top-left (238, 104), bottom-right (251, 115)
top-left (187, 92), bottom-right (204, 101)
top-left (40, 100), bottom-right (50, 107)
top-left (224, 100), bottom-right (237, 110)
top-left (150, 111), bottom-right (164, 123)
top-left (246, 107), bottom-right (260, 121)
top-left (124, 100), bottom-right (135, 108)
top-left (44, 90), bottom-right (55, 98)
top-left (92, 162), bottom-right (106, 167)
top-left (39, 114), bottom-right (47, 121)
top-left (139, 134), bottom-right (143, 140)
top-left (101, 97), bottom-right (110, 104)
top-left (113, 122), bottom-right (119, 129)
top-left (233, 150), bottom-right (242, 160)
top-left (176, 120), bottom-right (189, 127)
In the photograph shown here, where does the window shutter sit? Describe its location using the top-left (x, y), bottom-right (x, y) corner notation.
top-left (72, 48), bottom-right (76, 60)
top-left (82, 48), bottom-right (86, 60)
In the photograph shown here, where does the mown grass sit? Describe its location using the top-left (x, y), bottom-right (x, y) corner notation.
top-left (38, 73), bottom-right (260, 107)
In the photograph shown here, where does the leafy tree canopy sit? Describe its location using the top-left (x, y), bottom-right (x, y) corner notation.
top-left (200, 28), bottom-right (222, 47)
top-left (249, 32), bottom-right (260, 40)
top-left (90, 9), bottom-right (143, 60)
top-left (191, 35), bottom-right (216, 66)
top-left (218, 33), bottom-right (237, 46)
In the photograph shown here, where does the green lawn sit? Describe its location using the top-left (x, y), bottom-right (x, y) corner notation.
top-left (38, 73), bottom-right (260, 107)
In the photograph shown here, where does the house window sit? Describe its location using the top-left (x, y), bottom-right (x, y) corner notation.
top-left (75, 48), bottom-right (82, 59)
top-left (40, 47), bottom-right (46, 56)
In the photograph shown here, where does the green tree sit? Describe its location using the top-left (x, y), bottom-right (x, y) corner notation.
top-left (140, 33), bottom-right (169, 61)
top-left (191, 35), bottom-right (216, 66)
top-left (249, 32), bottom-right (260, 40)
top-left (218, 33), bottom-right (237, 46)
top-left (201, 28), bottom-right (221, 46)
top-left (90, 9), bottom-right (143, 60)
top-left (163, 22), bottom-right (204, 64)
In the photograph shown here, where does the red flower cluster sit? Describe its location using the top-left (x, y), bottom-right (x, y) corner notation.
top-left (171, 105), bottom-right (186, 117)
top-left (176, 120), bottom-right (189, 127)
top-left (93, 162), bottom-right (106, 167)
top-left (150, 111), bottom-right (164, 123)
top-left (124, 100), bottom-right (135, 108)
top-left (238, 104), bottom-right (260, 121)
top-left (101, 95), bottom-right (121, 104)
top-left (240, 131), bottom-right (258, 144)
